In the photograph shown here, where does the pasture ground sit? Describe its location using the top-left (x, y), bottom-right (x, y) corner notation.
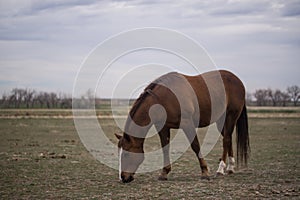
top-left (0, 109), bottom-right (299, 199)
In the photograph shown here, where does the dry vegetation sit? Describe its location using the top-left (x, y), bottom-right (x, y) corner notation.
top-left (0, 109), bottom-right (299, 199)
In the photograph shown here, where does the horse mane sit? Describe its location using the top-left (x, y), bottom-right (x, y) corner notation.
top-left (127, 72), bottom-right (179, 120)
top-left (123, 72), bottom-right (178, 136)
top-left (129, 82), bottom-right (157, 118)
top-left (123, 82), bottom-right (158, 137)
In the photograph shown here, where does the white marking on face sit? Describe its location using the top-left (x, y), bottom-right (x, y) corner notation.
top-left (119, 148), bottom-right (123, 181)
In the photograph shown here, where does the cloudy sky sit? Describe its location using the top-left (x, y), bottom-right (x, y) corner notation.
top-left (0, 0), bottom-right (299, 98)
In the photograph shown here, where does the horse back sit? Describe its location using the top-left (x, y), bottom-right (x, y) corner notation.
top-left (150, 70), bottom-right (245, 128)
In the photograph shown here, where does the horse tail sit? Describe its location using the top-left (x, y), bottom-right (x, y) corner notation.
top-left (236, 104), bottom-right (250, 167)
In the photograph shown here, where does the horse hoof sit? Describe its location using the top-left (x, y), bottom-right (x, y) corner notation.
top-left (215, 172), bottom-right (225, 177)
top-left (158, 176), bottom-right (168, 181)
top-left (227, 170), bottom-right (234, 174)
top-left (201, 175), bottom-right (210, 180)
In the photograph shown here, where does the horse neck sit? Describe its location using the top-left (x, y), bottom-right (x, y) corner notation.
top-left (124, 96), bottom-right (154, 146)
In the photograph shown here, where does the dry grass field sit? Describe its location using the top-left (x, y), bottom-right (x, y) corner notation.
top-left (0, 108), bottom-right (299, 199)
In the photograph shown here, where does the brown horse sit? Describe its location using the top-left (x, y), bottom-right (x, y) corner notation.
top-left (115, 70), bottom-right (250, 183)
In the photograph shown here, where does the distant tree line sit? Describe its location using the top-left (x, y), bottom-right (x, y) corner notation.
top-left (0, 88), bottom-right (72, 109)
top-left (247, 85), bottom-right (300, 106)
top-left (1, 85), bottom-right (299, 108)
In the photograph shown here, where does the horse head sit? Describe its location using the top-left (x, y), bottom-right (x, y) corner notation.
top-left (115, 133), bottom-right (144, 183)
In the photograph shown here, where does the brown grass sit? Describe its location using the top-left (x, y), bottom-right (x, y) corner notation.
top-left (0, 111), bottom-right (299, 199)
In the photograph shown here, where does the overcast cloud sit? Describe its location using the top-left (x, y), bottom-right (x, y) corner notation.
top-left (0, 0), bottom-right (299, 97)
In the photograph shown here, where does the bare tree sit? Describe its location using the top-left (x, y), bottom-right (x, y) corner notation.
top-left (61, 97), bottom-right (72, 108)
top-left (8, 93), bottom-right (16, 108)
top-left (10, 88), bottom-right (17, 108)
top-left (1, 93), bottom-right (8, 108)
top-left (268, 89), bottom-right (284, 106)
top-left (36, 92), bottom-right (46, 108)
top-left (49, 92), bottom-right (58, 108)
top-left (1, 88), bottom-right (74, 109)
top-left (281, 92), bottom-right (290, 107)
top-left (59, 92), bottom-right (72, 108)
top-left (9, 88), bottom-right (26, 108)
top-left (85, 89), bottom-right (94, 109)
top-left (24, 89), bottom-right (35, 108)
top-left (287, 85), bottom-right (300, 106)
top-left (254, 89), bottom-right (269, 106)
top-left (43, 93), bottom-right (51, 108)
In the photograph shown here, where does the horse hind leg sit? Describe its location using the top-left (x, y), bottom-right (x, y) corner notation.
top-left (226, 134), bottom-right (235, 174)
top-left (182, 123), bottom-right (210, 180)
top-left (227, 156), bottom-right (235, 174)
top-left (216, 117), bottom-right (236, 176)
top-left (190, 135), bottom-right (210, 180)
top-left (216, 112), bottom-right (235, 174)
top-left (157, 126), bottom-right (171, 181)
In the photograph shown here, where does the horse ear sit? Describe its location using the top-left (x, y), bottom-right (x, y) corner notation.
top-left (115, 133), bottom-right (122, 140)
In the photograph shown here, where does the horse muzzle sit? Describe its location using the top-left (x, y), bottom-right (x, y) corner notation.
top-left (121, 173), bottom-right (134, 183)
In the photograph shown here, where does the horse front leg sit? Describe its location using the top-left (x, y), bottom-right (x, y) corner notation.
top-left (157, 126), bottom-right (171, 181)
top-left (182, 123), bottom-right (210, 179)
